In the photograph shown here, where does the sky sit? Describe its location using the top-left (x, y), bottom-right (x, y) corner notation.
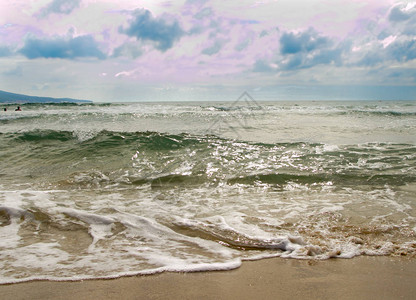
top-left (0, 0), bottom-right (416, 102)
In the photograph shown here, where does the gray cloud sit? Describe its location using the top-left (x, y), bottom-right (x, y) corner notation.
top-left (279, 28), bottom-right (344, 70)
top-left (389, 5), bottom-right (411, 22)
top-left (252, 59), bottom-right (274, 73)
top-left (3, 66), bottom-right (23, 77)
top-left (19, 35), bottom-right (105, 59)
top-left (0, 46), bottom-right (12, 57)
top-left (112, 42), bottom-right (143, 59)
top-left (388, 4), bottom-right (416, 36)
top-left (195, 7), bottom-right (213, 20)
top-left (120, 9), bottom-right (184, 52)
top-left (387, 68), bottom-right (416, 80)
top-left (201, 40), bottom-right (225, 56)
top-left (280, 28), bottom-right (331, 55)
top-left (355, 3), bottom-right (416, 67)
top-left (387, 39), bottom-right (416, 62)
top-left (356, 36), bottom-right (416, 67)
top-left (234, 41), bottom-right (247, 52)
top-left (39, 0), bottom-right (81, 18)
top-left (185, 0), bottom-right (209, 8)
top-left (357, 51), bottom-right (384, 67)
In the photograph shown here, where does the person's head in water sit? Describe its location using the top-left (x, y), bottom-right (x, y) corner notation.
top-left (3, 108), bottom-right (6, 111)
top-left (15, 106), bottom-right (21, 111)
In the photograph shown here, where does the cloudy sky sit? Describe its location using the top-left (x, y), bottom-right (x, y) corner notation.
top-left (0, 0), bottom-right (415, 101)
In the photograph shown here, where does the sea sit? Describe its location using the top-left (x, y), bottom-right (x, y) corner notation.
top-left (0, 99), bottom-right (415, 283)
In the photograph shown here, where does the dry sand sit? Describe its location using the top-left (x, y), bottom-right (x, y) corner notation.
top-left (1, 256), bottom-right (415, 300)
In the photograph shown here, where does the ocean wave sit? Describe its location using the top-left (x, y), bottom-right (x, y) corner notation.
top-left (346, 110), bottom-right (416, 117)
top-left (7, 102), bottom-right (115, 108)
top-left (6, 129), bottom-right (218, 149)
top-left (227, 173), bottom-right (416, 187)
top-left (6, 128), bottom-right (416, 148)
top-left (1, 129), bottom-right (415, 189)
top-left (15, 129), bottom-right (75, 142)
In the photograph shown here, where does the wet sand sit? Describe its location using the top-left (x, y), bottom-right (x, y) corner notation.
top-left (1, 256), bottom-right (415, 300)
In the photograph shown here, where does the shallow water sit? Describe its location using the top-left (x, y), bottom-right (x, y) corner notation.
top-left (0, 100), bottom-right (415, 283)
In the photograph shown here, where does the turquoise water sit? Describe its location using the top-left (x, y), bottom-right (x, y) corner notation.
top-left (0, 100), bottom-right (415, 283)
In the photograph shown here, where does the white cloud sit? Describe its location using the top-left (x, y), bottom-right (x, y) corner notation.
top-left (115, 70), bottom-right (135, 77)
top-left (381, 35), bottom-right (397, 48)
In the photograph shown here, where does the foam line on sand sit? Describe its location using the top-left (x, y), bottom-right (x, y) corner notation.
top-left (1, 256), bottom-right (415, 300)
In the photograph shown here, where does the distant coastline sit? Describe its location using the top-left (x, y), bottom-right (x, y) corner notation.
top-left (0, 90), bottom-right (92, 104)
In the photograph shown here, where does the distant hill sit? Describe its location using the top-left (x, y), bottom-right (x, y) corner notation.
top-left (0, 90), bottom-right (92, 103)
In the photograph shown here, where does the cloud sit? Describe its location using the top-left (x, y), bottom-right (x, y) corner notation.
top-left (387, 68), bottom-right (416, 82)
top-left (115, 69), bottom-right (136, 78)
top-left (120, 9), bottom-right (184, 52)
top-left (278, 28), bottom-right (344, 70)
top-left (309, 47), bottom-right (344, 65)
top-left (234, 39), bottom-right (250, 52)
top-left (19, 35), bottom-right (105, 59)
top-left (352, 3), bottom-right (416, 67)
top-left (3, 66), bottom-right (23, 77)
top-left (38, 0), bottom-right (81, 18)
top-left (280, 28), bottom-right (331, 55)
top-left (185, 0), bottom-right (209, 8)
top-left (112, 42), bottom-right (143, 59)
top-left (194, 7), bottom-right (214, 20)
top-left (0, 46), bottom-right (12, 57)
top-left (387, 3), bottom-right (416, 35)
top-left (201, 39), bottom-right (225, 55)
top-left (252, 59), bottom-right (275, 73)
top-left (387, 39), bottom-right (416, 62)
top-left (389, 5), bottom-right (412, 22)
top-left (357, 51), bottom-right (384, 67)
top-left (355, 37), bottom-right (416, 67)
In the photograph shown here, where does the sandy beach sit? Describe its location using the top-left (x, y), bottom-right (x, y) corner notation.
top-left (1, 256), bottom-right (415, 300)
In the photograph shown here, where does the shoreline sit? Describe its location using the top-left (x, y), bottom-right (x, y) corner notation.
top-left (1, 256), bottom-right (415, 299)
